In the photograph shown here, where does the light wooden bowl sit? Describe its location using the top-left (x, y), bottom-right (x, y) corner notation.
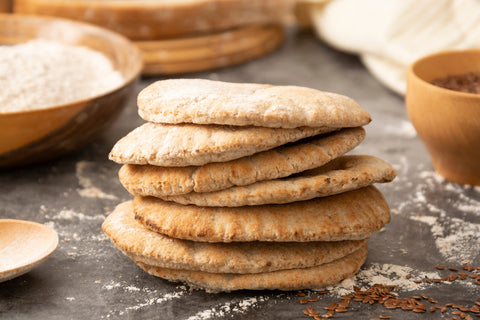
top-left (0, 14), bottom-right (142, 168)
top-left (137, 25), bottom-right (285, 75)
top-left (406, 49), bottom-right (480, 185)
top-left (0, 219), bottom-right (58, 283)
top-left (14, 0), bottom-right (293, 41)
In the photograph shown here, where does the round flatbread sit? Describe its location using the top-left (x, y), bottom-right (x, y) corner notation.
top-left (133, 186), bottom-right (391, 242)
top-left (103, 201), bottom-right (367, 274)
top-left (109, 122), bottom-right (336, 167)
top-left (133, 243), bottom-right (368, 292)
top-left (119, 127), bottom-right (365, 196)
top-left (160, 155), bottom-right (396, 206)
top-left (137, 79), bottom-right (371, 128)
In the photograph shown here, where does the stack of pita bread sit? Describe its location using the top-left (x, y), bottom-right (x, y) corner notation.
top-left (103, 79), bottom-right (396, 292)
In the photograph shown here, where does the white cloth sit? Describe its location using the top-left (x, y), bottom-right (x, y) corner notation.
top-left (309, 0), bottom-right (480, 95)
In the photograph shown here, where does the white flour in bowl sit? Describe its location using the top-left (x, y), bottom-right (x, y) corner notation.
top-left (0, 39), bottom-right (124, 112)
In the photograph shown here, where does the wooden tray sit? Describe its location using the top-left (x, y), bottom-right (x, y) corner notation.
top-left (137, 25), bottom-right (285, 75)
top-left (14, 0), bottom-right (292, 41)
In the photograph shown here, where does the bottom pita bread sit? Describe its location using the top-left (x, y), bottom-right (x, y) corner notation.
top-left (133, 243), bottom-right (368, 292)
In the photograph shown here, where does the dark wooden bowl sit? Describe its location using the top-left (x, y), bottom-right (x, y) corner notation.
top-left (0, 14), bottom-right (143, 168)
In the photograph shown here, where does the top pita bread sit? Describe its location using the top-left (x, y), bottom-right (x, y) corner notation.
top-left (137, 79), bottom-right (371, 128)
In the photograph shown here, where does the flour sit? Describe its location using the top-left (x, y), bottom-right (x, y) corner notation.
top-left (391, 166), bottom-right (480, 263)
top-left (381, 119), bottom-right (417, 138)
top-left (76, 161), bottom-right (118, 200)
top-left (103, 281), bottom-right (122, 291)
top-left (47, 209), bottom-right (105, 221)
top-left (0, 39), bottom-right (123, 112)
top-left (43, 221), bottom-right (56, 230)
top-left (411, 215), bottom-right (480, 263)
top-left (125, 286), bottom-right (141, 292)
top-left (186, 296), bottom-right (266, 320)
top-left (78, 188), bottom-right (117, 200)
top-left (100, 280), bottom-right (187, 314)
top-left (125, 291), bottom-right (186, 311)
top-left (326, 263), bottom-right (441, 296)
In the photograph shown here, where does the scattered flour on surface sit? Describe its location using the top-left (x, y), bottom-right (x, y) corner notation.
top-left (186, 296), bottom-right (266, 320)
top-left (47, 209), bottom-right (105, 221)
top-left (0, 39), bottom-right (123, 112)
top-left (410, 215), bottom-right (437, 227)
top-left (390, 156), bottom-right (409, 185)
top-left (326, 263), bottom-right (441, 296)
top-left (103, 281), bottom-right (123, 291)
top-left (125, 286), bottom-right (141, 292)
top-left (76, 161), bottom-right (118, 200)
top-left (43, 221), bottom-right (56, 230)
top-left (392, 168), bottom-right (480, 263)
top-left (125, 291), bottom-right (186, 311)
top-left (411, 215), bottom-right (480, 263)
top-left (418, 171), bottom-right (480, 215)
top-left (418, 170), bottom-right (445, 183)
top-left (90, 233), bottom-right (108, 242)
top-left (100, 281), bottom-right (187, 314)
top-left (381, 119), bottom-right (417, 138)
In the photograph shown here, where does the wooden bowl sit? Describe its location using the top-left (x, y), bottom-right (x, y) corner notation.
top-left (0, 0), bottom-right (12, 13)
top-left (137, 25), bottom-right (285, 75)
top-left (0, 14), bottom-right (142, 168)
top-left (14, 0), bottom-right (293, 41)
top-left (406, 49), bottom-right (480, 185)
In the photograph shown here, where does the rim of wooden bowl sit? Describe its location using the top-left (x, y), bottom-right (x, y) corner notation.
top-left (408, 48), bottom-right (480, 99)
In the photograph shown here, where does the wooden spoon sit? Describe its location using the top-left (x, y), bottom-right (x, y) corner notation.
top-left (0, 219), bottom-right (58, 283)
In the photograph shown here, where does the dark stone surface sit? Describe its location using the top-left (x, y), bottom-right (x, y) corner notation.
top-left (0, 29), bottom-right (479, 320)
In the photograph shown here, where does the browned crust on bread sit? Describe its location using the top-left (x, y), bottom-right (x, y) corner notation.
top-left (161, 155), bottom-right (397, 206)
top-left (119, 127), bottom-right (365, 196)
top-left (133, 243), bottom-right (368, 292)
top-left (109, 122), bottom-right (337, 166)
top-left (138, 79), bottom-right (371, 128)
top-left (102, 201), bottom-right (367, 273)
top-left (133, 186), bottom-right (391, 242)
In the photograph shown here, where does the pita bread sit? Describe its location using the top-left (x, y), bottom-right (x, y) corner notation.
top-left (103, 201), bottom-right (366, 273)
top-left (119, 127), bottom-right (365, 196)
top-left (134, 186), bottom-right (390, 242)
top-left (137, 79), bottom-right (371, 129)
top-left (161, 155), bottom-right (396, 206)
top-left (109, 122), bottom-right (336, 167)
top-left (133, 243), bottom-right (368, 292)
